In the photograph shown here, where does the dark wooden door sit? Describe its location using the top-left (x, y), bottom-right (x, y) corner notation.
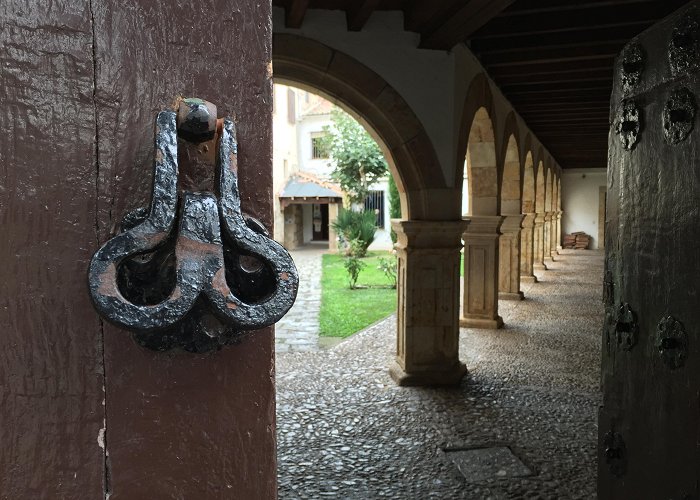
top-left (599, 3), bottom-right (700, 497)
top-left (0, 1), bottom-right (276, 498)
top-left (312, 203), bottom-right (329, 241)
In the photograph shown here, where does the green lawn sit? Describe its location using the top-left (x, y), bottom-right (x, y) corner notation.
top-left (319, 251), bottom-right (397, 338)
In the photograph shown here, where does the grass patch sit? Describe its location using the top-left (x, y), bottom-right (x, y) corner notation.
top-left (319, 251), bottom-right (397, 338)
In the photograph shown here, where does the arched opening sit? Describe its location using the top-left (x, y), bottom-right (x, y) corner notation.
top-left (521, 152), bottom-right (535, 214)
top-left (458, 79), bottom-right (503, 328)
top-left (534, 160), bottom-right (547, 270)
top-left (273, 33), bottom-right (467, 390)
top-left (273, 33), bottom-right (447, 221)
top-left (498, 133), bottom-right (525, 300)
top-left (501, 134), bottom-right (521, 215)
top-left (544, 167), bottom-right (554, 260)
top-left (465, 107), bottom-right (498, 216)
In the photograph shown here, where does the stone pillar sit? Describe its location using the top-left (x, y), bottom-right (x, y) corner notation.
top-left (460, 215), bottom-right (504, 329)
top-left (520, 213), bottom-right (537, 283)
top-left (549, 211), bottom-right (559, 258)
top-left (543, 212), bottom-right (554, 262)
top-left (498, 214), bottom-right (525, 300)
top-left (533, 213), bottom-right (548, 270)
top-left (328, 202), bottom-right (340, 252)
top-left (389, 220), bottom-right (468, 386)
top-left (556, 210), bottom-right (563, 251)
top-left (283, 204), bottom-right (303, 250)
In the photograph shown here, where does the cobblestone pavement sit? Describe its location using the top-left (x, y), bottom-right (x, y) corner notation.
top-left (276, 245), bottom-right (327, 353)
top-left (276, 250), bottom-right (602, 499)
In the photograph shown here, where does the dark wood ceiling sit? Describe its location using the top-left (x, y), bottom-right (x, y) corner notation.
top-left (274, 0), bottom-right (692, 168)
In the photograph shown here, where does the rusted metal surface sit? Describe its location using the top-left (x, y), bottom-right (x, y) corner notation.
top-left (600, 2), bottom-right (700, 497)
top-left (89, 109), bottom-right (298, 352)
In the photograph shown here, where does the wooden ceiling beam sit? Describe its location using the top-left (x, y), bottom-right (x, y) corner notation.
top-left (470, 22), bottom-right (648, 53)
top-left (486, 56), bottom-right (616, 77)
top-left (501, 79), bottom-right (612, 93)
top-left (285, 0), bottom-right (310, 29)
top-left (480, 42), bottom-right (623, 66)
top-left (471, 1), bottom-right (686, 38)
top-left (419, 0), bottom-right (515, 50)
top-left (492, 68), bottom-right (613, 85)
top-left (347, 0), bottom-right (380, 31)
top-left (403, 0), bottom-right (465, 33)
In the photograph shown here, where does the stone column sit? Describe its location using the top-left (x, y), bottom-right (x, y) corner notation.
top-left (520, 213), bottom-right (537, 283)
top-left (549, 211), bottom-right (559, 258)
top-left (389, 220), bottom-right (468, 386)
top-left (556, 210), bottom-right (563, 251)
top-left (328, 202), bottom-right (340, 252)
top-left (533, 213), bottom-right (548, 270)
top-left (498, 214), bottom-right (525, 300)
top-left (543, 212), bottom-right (554, 263)
top-left (460, 215), bottom-right (504, 329)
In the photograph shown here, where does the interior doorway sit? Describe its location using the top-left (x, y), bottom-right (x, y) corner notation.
top-left (312, 203), bottom-right (329, 241)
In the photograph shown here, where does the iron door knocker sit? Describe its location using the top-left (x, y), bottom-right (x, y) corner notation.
top-left (88, 98), bottom-right (298, 352)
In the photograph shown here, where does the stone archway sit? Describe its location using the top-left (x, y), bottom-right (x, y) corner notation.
top-left (457, 75), bottom-right (503, 329)
top-left (520, 150), bottom-right (537, 282)
top-left (498, 131), bottom-right (524, 300)
top-left (534, 160), bottom-right (547, 270)
top-left (273, 34), bottom-right (466, 386)
top-left (272, 33), bottom-right (449, 221)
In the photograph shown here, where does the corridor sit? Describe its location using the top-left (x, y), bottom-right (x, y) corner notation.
top-left (276, 250), bottom-right (602, 499)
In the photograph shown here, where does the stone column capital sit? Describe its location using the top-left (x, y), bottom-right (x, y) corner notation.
top-left (521, 212), bottom-right (536, 228)
top-left (544, 211), bottom-right (554, 222)
top-left (391, 219), bottom-right (468, 250)
top-left (463, 215), bottom-right (503, 235)
top-left (534, 213), bottom-right (546, 225)
top-left (500, 214), bottom-right (525, 233)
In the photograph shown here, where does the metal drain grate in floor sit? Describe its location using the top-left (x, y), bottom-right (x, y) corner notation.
top-left (445, 446), bottom-right (533, 482)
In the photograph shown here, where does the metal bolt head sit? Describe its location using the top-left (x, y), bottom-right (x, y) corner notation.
top-left (177, 97), bottom-right (217, 143)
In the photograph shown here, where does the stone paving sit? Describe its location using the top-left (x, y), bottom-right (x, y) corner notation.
top-left (275, 245), bottom-right (326, 353)
top-left (276, 249), bottom-right (603, 499)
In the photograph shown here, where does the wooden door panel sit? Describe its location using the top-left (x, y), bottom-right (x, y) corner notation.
top-left (600, 3), bottom-right (700, 497)
top-left (0, 1), bottom-right (106, 497)
top-left (91, 1), bottom-right (275, 498)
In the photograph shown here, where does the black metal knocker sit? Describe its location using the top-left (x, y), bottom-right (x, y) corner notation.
top-left (88, 99), bottom-right (298, 352)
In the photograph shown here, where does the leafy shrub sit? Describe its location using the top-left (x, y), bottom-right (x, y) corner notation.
top-left (332, 208), bottom-right (376, 257)
top-left (343, 242), bottom-right (366, 289)
top-left (377, 255), bottom-right (398, 288)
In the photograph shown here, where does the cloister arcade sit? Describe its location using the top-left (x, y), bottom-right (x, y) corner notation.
top-left (272, 25), bottom-right (562, 386)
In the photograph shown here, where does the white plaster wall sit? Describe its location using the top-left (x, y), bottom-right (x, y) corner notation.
top-left (561, 168), bottom-right (606, 250)
top-left (296, 113), bottom-right (334, 179)
top-left (272, 84), bottom-right (300, 242)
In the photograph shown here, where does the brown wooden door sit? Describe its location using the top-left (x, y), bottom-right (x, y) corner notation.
top-left (0, 1), bottom-right (276, 498)
top-left (599, 3), bottom-right (700, 497)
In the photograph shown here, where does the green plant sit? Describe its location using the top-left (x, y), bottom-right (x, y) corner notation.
top-left (377, 255), bottom-right (398, 288)
top-left (343, 244), bottom-right (366, 289)
top-left (331, 208), bottom-right (377, 257)
top-left (320, 108), bottom-right (388, 205)
top-left (388, 175), bottom-right (401, 244)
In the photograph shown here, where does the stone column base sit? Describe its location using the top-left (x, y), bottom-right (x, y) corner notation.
top-left (521, 275), bottom-right (538, 283)
top-left (389, 360), bottom-right (467, 387)
top-left (460, 315), bottom-right (504, 329)
top-left (534, 263), bottom-right (548, 271)
top-left (499, 291), bottom-right (524, 301)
